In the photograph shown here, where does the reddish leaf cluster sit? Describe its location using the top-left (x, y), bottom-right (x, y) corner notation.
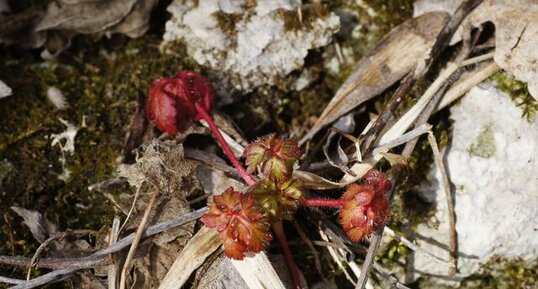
top-left (201, 188), bottom-right (272, 260)
top-left (339, 169), bottom-right (391, 242)
top-left (146, 70), bottom-right (214, 135)
top-left (243, 133), bottom-right (302, 182)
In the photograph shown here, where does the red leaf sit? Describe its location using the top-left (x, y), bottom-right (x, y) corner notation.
top-left (202, 188), bottom-right (272, 259)
top-left (145, 71), bottom-right (214, 135)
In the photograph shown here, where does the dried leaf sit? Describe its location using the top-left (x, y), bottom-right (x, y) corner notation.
top-left (117, 141), bottom-right (199, 197)
top-left (35, 0), bottom-right (139, 33)
top-left (293, 170), bottom-right (353, 190)
top-left (11, 206), bottom-right (57, 243)
top-left (227, 253), bottom-right (285, 289)
top-left (301, 12), bottom-right (449, 143)
top-left (75, 272), bottom-right (107, 289)
top-left (452, 0), bottom-right (538, 100)
top-left (323, 133), bottom-right (354, 175)
top-left (158, 227), bottom-right (221, 289)
top-left (1, 0), bottom-right (156, 55)
top-left (0, 6), bottom-right (46, 48)
top-left (109, 0), bottom-right (158, 38)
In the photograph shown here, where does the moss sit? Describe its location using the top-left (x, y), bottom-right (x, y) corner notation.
top-left (468, 124), bottom-right (496, 158)
top-left (459, 257), bottom-right (538, 289)
top-left (212, 11), bottom-right (243, 44)
top-left (324, 0), bottom-right (414, 59)
top-left (492, 71), bottom-right (538, 121)
top-left (276, 3), bottom-right (331, 32)
top-left (0, 33), bottom-right (195, 264)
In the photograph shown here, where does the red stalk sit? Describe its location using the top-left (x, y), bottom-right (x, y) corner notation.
top-left (303, 198), bottom-right (343, 208)
top-left (194, 102), bottom-right (256, 186)
top-left (196, 100), bottom-right (301, 288)
top-left (272, 221), bottom-right (302, 289)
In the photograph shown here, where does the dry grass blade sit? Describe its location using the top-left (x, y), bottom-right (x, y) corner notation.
top-left (107, 217), bottom-right (121, 289)
top-left (437, 62), bottom-right (500, 110)
top-left (118, 189), bottom-right (160, 289)
top-left (427, 132), bottom-right (457, 274)
top-left (230, 253), bottom-right (286, 289)
top-left (158, 227), bottom-right (221, 289)
top-left (300, 12), bottom-right (450, 144)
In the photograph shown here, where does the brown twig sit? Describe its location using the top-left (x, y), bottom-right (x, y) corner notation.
top-left (107, 217), bottom-right (121, 289)
top-left (354, 1), bottom-right (484, 288)
top-left (4, 208), bottom-right (207, 289)
top-left (118, 189), bottom-right (160, 289)
top-left (427, 133), bottom-right (457, 274)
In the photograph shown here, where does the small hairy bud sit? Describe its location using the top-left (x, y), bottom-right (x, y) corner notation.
top-left (243, 133), bottom-right (302, 182)
top-left (146, 70), bottom-right (214, 135)
top-left (247, 178), bottom-right (304, 220)
top-left (339, 169), bottom-right (391, 242)
top-left (201, 188), bottom-right (272, 260)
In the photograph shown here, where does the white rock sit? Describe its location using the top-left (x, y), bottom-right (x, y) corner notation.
top-left (413, 83), bottom-right (538, 284)
top-left (413, 0), bottom-right (462, 17)
top-left (163, 0), bottom-right (340, 100)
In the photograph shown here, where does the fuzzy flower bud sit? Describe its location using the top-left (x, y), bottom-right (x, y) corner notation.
top-left (243, 134), bottom-right (302, 182)
top-left (146, 70), bottom-right (214, 135)
top-left (201, 188), bottom-right (272, 260)
top-left (339, 169), bottom-right (390, 242)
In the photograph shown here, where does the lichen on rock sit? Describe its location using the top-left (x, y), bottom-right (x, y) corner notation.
top-left (163, 0), bottom-right (340, 102)
top-left (413, 82), bottom-right (538, 285)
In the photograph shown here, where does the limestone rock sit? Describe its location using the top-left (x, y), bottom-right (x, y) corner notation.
top-left (413, 83), bottom-right (538, 284)
top-left (163, 0), bottom-right (340, 102)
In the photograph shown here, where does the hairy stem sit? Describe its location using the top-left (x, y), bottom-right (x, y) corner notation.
top-left (194, 102), bottom-right (256, 186)
top-left (272, 221), bottom-right (302, 289)
top-left (302, 198), bottom-right (342, 208)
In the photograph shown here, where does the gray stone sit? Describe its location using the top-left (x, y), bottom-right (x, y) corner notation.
top-left (163, 0), bottom-right (339, 102)
top-left (413, 83), bottom-right (538, 284)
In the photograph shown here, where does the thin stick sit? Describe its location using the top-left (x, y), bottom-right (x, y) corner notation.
top-left (119, 184), bottom-right (143, 234)
top-left (0, 276), bottom-right (25, 285)
top-left (427, 132), bottom-right (457, 274)
top-left (107, 217), bottom-right (121, 289)
top-left (119, 189), bottom-right (160, 289)
top-left (7, 208), bottom-right (207, 289)
top-left (372, 262), bottom-right (411, 289)
top-left (384, 226), bottom-right (454, 268)
top-left (26, 234), bottom-right (64, 280)
top-left (88, 178), bottom-right (127, 191)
